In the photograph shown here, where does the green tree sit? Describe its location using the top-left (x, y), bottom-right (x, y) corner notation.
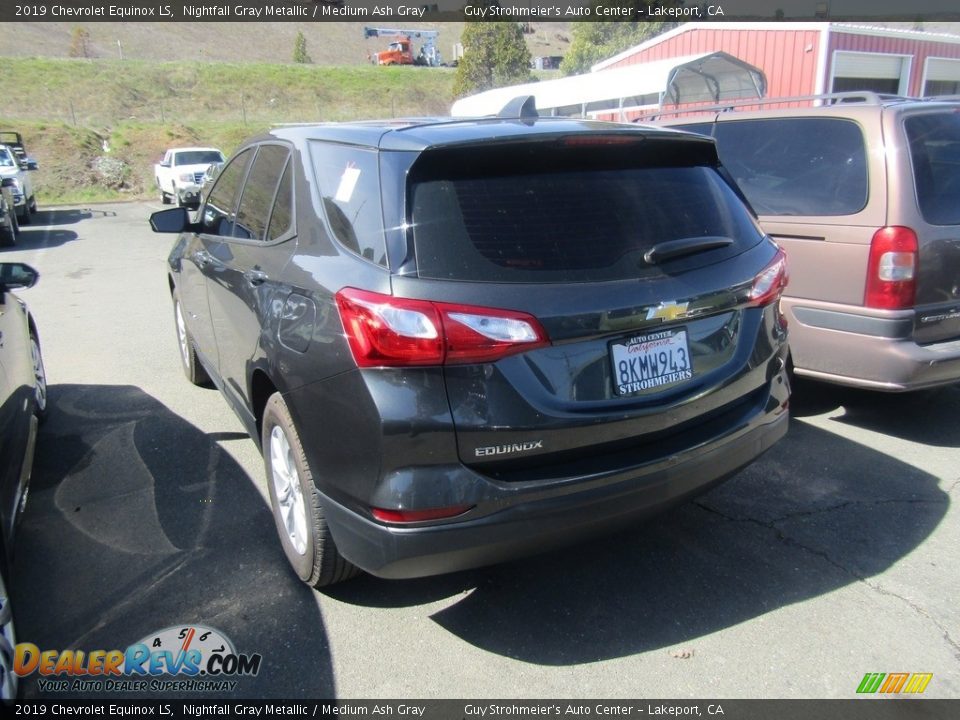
top-left (561, 3), bottom-right (676, 75)
top-left (292, 31), bottom-right (312, 64)
top-left (453, 21), bottom-right (532, 99)
top-left (69, 27), bottom-right (93, 59)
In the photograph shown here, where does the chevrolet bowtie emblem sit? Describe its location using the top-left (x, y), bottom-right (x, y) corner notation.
top-left (646, 301), bottom-right (689, 322)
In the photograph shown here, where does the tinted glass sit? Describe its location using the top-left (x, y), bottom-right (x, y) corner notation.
top-left (906, 112), bottom-right (960, 226)
top-left (309, 142), bottom-right (386, 266)
top-left (410, 150), bottom-right (761, 283)
top-left (674, 123), bottom-right (714, 137)
top-left (707, 118), bottom-right (868, 216)
top-left (267, 162), bottom-right (293, 242)
top-left (233, 145), bottom-right (289, 241)
top-left (175, 150), bottom-right (224, 165)
top-left (201, 148), bottom-right (252, 236)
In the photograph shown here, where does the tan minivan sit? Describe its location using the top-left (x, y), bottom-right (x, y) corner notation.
top-left (657, 93), bottom-right (960, 391)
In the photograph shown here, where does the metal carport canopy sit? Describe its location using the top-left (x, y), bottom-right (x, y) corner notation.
top-left (450, 51), bottom-right (767, 118)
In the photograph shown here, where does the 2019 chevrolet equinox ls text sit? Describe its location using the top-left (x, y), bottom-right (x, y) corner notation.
top-left (149, 105), bottom-right (791, 587)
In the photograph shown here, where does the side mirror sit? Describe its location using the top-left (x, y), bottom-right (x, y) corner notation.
top-left (150, 206), bottom-right (194, 233)
top-left (0, 262), bottom-right (39, 291)
top-left (24, 158), bottom-right (38, 171)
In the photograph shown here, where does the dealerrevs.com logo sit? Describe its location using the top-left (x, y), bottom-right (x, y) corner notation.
top-left (856, 672), bottom-right (933, 695)
top-left (14, 625), bottom-right (262, 693)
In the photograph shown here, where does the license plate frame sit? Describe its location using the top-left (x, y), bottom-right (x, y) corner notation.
top-left (609, 328), bottom-right (694, 396)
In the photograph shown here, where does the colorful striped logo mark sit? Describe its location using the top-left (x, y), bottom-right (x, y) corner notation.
top-left (857, 672), bottom-right (933, 694)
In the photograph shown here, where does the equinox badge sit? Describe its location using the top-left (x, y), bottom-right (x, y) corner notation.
top-left (475, 441), bottom-right (544, 457)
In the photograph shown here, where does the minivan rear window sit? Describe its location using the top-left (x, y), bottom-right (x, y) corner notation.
top-left (698, 118), bottom-right (868, 217)
top-left (906, 112), bottom-right (960, 226)
top-left (409, 144), bottom-right (762, 283)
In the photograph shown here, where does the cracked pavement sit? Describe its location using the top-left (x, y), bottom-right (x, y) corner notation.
top-left (6, 203), bottom-right (960, 699)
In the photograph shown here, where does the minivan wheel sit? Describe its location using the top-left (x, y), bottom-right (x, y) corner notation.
top-left (262, 393), bottom-right (359, 588)
top-left (173, 297), bottom-right (211, 386)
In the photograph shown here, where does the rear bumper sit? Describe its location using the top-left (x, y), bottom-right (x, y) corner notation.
top-left (322, 385), bottom-right (789, 579)
top-left (785, 298), bottom-right (960, 391)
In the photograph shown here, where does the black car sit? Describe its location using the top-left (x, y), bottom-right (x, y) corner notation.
top-left (0, 180), bottom-right (19, 247)
top-left (150, 103), bottom-right (790, 587)
top-left (0, 261), bottom-right (46, 698)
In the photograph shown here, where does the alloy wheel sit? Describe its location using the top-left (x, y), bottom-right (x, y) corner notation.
top-left (270, 425), bottom-right (308, 555)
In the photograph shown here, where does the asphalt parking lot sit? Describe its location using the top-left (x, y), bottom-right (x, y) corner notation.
top-left (3, 203), bottom-right (959, 699)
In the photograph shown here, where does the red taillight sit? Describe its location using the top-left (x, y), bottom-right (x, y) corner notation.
top-left (371, 505), bottom-right (473, 523)
top-left (562, 135), bottom-right (641, 147)
top-left (865, 226), bottom-right (918, 310)
top-left (748, 248), bottom-right (789, 307)
top-left (335, 288), bottom-right (549, 367)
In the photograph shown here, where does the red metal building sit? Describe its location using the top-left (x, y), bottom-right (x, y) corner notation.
top-left (595, 22), bottom-right (960, 117)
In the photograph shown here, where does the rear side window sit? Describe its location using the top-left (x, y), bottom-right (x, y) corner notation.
top-left (309, 142), bottom-right (387, 266)
top-left (233, 144), bottom-right (290, 241)
top-left (906, 112), bottom-right (960, 226)
top-left (268, 163), bottom-right (294, 241)
top-left (709, 118), bottom-right (868, 216)
top-left (409, 142), bottom-right (763, 283)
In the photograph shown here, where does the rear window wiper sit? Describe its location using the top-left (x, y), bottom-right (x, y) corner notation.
top-left (644, 236), bottom-right (734, 264)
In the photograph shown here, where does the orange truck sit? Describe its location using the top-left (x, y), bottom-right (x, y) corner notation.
top-left (364, 27), bottom-right (441, 67)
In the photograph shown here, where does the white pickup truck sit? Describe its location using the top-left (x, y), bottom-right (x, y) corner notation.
top-left (154, 147), bottom-right (225, 208)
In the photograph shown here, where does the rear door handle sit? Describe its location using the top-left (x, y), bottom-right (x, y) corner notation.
top-left (244, 270), bottom-right (268, 286)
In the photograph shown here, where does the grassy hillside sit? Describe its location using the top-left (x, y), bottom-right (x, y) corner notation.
top-left (0, 58), bottom-right (460, 204)
top-left (0, 21), bottom-right (571, 66)
top-left (0, 57), bottom-right (457, 126)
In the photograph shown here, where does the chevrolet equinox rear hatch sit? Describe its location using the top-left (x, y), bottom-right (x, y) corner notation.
top-left (387, 133), bottom-right (784, 474)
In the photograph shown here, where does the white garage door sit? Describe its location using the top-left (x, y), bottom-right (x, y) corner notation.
top-left (832, 51), bottom-right (910, 95)
top-left (924, 58), bottom-right (960, 96)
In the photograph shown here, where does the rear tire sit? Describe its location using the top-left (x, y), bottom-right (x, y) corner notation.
top-left (16, 205), bottom-right (30, 225)
top-left (173, 296), bottom-right (211, 387)
top-left (262, 393), bottom-right (359, 588)
top-left (28, 195), bottom-right (37, 214)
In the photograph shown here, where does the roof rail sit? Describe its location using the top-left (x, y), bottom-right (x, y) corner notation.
top-left (635, 91), bottom-right (912, 122)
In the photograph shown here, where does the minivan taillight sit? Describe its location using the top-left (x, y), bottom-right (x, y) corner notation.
top-left (747, 248), bottom-right (788, 307)
top-left (335, 288), bottom-right (550, 367)
top-left (865, 227), bottom-right (918, 310)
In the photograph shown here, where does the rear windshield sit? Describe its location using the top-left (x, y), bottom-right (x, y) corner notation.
top-left (409, 143), bottom-right (762, 283)
top-left (689, 118), bottom-right (868, 217)
top-left (175, 151), bottom-right (223, 166)
top-left (906, 111), bottom-right (960, 226)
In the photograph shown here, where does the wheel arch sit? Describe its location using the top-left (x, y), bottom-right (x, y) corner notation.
top-left (27, 313), bottom-right (40, 344)
top-left (250, 369), bottom-right (279, 447)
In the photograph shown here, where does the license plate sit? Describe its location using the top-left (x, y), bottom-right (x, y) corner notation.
top-left (610, 328), bottom-right (693, 396)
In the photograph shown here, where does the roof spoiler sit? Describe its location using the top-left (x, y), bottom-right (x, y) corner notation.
top-left (498, 95), bottom-right (539, 120)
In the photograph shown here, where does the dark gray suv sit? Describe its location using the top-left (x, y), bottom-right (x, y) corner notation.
top-left (150, 107), bottom-right (790, 587)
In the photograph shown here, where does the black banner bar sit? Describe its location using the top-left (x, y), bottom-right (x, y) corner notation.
top-left (6, 700), bottom-right (960, 720)
top-left (2, 1), bottom-right (960, 23)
